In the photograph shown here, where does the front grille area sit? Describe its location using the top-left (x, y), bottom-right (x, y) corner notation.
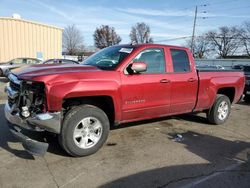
top-left (9, 80), bottom-right (20, 91)
top-left (8, 96), bottom-right (17, 107)
top-left (6, 73), bottom-right (46, 115)
top-left (7, 77), bottom-right (21, 109)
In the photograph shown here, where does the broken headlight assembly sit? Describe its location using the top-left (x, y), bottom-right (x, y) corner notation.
top-left (19, 81), bottom-right (46, 118)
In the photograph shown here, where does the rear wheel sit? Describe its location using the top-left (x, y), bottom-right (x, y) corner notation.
top-left (207, 94), bottom-right (231, 125)
top-left (59, 105), bottom-right (110, 157)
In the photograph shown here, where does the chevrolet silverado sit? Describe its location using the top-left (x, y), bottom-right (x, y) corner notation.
top-left (4, 44), bottom-right (245, 156)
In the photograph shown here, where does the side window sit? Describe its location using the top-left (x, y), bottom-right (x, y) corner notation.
top-left (64, 60), bottom-right (75, 64)
top-left (133, 48), bottom-right (166, 73)
top-left (27, 59), bottom-right (36, 64)
top-left (170, 49), bottom-right (190, 73)
top-left (45, 60), bottom-right (54, 64)
top-left (12, 59), bottom-right (22, 64)
top-left (22, 59), bottom-right (28, 64)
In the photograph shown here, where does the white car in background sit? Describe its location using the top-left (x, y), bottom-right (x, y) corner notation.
top-left (0, 58), bottom-right (42, 77)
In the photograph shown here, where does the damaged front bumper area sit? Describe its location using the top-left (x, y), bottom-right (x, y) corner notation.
top-left (9, 125), bottom-right (49, 156)
top-left (4, 102), bottom-right (61, 156)
top-left (5, 101), bottom-right (61, 156)
top-left (4, 73), bottom-right (62, 156)
top-left (5, 102), bottom-right (61, 133)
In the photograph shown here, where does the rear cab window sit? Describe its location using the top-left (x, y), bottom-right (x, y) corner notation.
top-left (170, 49), bottom-right (190, 73)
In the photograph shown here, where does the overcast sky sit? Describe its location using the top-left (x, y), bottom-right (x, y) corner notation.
top-left (1, 0), bottom-right (250, 47)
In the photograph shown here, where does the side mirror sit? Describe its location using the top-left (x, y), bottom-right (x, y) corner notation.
top-left (131, 62), bottom-right (147, 73)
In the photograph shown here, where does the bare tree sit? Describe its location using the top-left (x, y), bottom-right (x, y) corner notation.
top-left (130, 22), bottom-right (153, 44)
top-left (186, 36), bottom-right (210, 58)
top-left (63, 24), bottom-right (84, 55)
top-left (93, 25), bottom-right (121, 49)
top-left (241, 21), bottom-right (250, 56)
top-left (206, 26), bottom-right (242, 58)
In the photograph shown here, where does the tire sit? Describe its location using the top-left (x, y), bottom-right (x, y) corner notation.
top-left (207, 94), bottom-right (231, 125)
top-left (59, 105), bottom-right (110, 157)
top-left (0, 69), bottom-right (3, 77)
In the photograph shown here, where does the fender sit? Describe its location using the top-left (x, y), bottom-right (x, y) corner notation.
top-left (45, 78), bottom-right (122, 122)
top-left (195, 73), bottom-right (244, 111)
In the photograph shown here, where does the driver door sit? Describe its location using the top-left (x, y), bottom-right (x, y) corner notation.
top-left (120, 48), bottom-right (171, 122)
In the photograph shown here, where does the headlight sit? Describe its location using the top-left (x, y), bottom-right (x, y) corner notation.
top-left (20, 81), bottom-right (46, 116)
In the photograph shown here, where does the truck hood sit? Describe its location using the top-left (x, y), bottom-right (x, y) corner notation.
top-left (11, 64), bottom-right (101, 79)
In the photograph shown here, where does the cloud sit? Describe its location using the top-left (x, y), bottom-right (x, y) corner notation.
top-left (206, 13), bottom-right (250, 19)
top-left (12, 1), bottom-right (204, 45)
top-left (117, 8), bottom-right (194, 17)
top-left (30, 0), bottom-right (74, 21)
top-left (118, 7), bottom-right (250, 19)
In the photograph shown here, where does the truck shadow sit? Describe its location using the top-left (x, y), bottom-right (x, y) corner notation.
top-left (111, 113), bottom-right (209, 131)
top-left (0, 100), bottom-right (212, 159)
top-left (172, 113), bottom-right (209, 124)
top-left (0, 103), bottom-right (68, 159)
top-left (0, 104), bottom-right (35, 159)
top-left (101, 161), bottom-right (250, 188)
top-left (0, 101), bottom-right (247, 159)
top-left (237, 101), bottom-right (250, 106)
top-left (101, 131), bottom-right (250, 188)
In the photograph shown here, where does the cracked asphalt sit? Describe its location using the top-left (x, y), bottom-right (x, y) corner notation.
top-left (0, 78), bottom-right (250, 188)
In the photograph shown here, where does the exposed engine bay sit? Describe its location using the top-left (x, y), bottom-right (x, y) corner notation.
top-left (7, 73), bottom-right (46, 118)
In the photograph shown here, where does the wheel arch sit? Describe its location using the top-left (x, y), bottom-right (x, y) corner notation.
top-left (62, 96), bottom-right (115, 126)
top-left (217, 87), bottom-right (235, 103)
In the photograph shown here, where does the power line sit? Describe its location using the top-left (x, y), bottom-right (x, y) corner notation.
top-left (154, 36), bottom-right (192, 43)
top-left (190, 4), bottom-right (209, 52)
top-left (191, 6), bottom-right (198, 53)
top-left (147, 4), bottom-right (210, 26)
top-left (155, 35), bottom-right (250, 43)
top-left (155, 4), bottom-right (209, 44)
top-left (203, 0), bottom-right (239, 6)
top-left (209, 5), bottom-right (250, 12)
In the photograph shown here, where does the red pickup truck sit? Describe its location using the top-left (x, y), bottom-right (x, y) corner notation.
top-left (5, 44), bottom-right (245, 156)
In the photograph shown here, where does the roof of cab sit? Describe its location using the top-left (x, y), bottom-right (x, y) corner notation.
top-left (113, 43), bottom-right (190, 51)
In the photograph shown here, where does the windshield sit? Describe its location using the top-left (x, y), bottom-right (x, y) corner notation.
top-left (82, 46), bottom-right (133, 70)
top-left (9, 58), bottom-right (24, 64)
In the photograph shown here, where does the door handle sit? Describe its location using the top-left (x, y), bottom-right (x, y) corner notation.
top-left (160, 79), bottom-right (171, 83)
top-left (187, 78), bottom-right (196, 82)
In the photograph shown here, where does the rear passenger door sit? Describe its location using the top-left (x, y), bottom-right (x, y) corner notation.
top-left (168, 48), bottom-right (198, 114)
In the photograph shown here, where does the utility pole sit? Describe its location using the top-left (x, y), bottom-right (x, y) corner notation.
top-left (191, 6), bottom-right (197, 54)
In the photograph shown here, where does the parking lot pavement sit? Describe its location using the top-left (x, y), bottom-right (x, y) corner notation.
top-left (0, 81), bottom-right (249, 188)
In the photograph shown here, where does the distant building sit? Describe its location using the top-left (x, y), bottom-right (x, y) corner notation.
top-left (0, 15), bottom-right (63, 62)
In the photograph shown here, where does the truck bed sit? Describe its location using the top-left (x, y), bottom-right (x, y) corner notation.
top-left (195, 70), bottom-right (245, 111)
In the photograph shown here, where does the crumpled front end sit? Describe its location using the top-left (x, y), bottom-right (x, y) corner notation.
top-left (4, 73), bottom-right (62, 155)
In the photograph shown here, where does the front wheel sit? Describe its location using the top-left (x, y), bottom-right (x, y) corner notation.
top-left (59, 105), bottom-right (110, 157)
top-left (207, 94), bottom-right (231, 125)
